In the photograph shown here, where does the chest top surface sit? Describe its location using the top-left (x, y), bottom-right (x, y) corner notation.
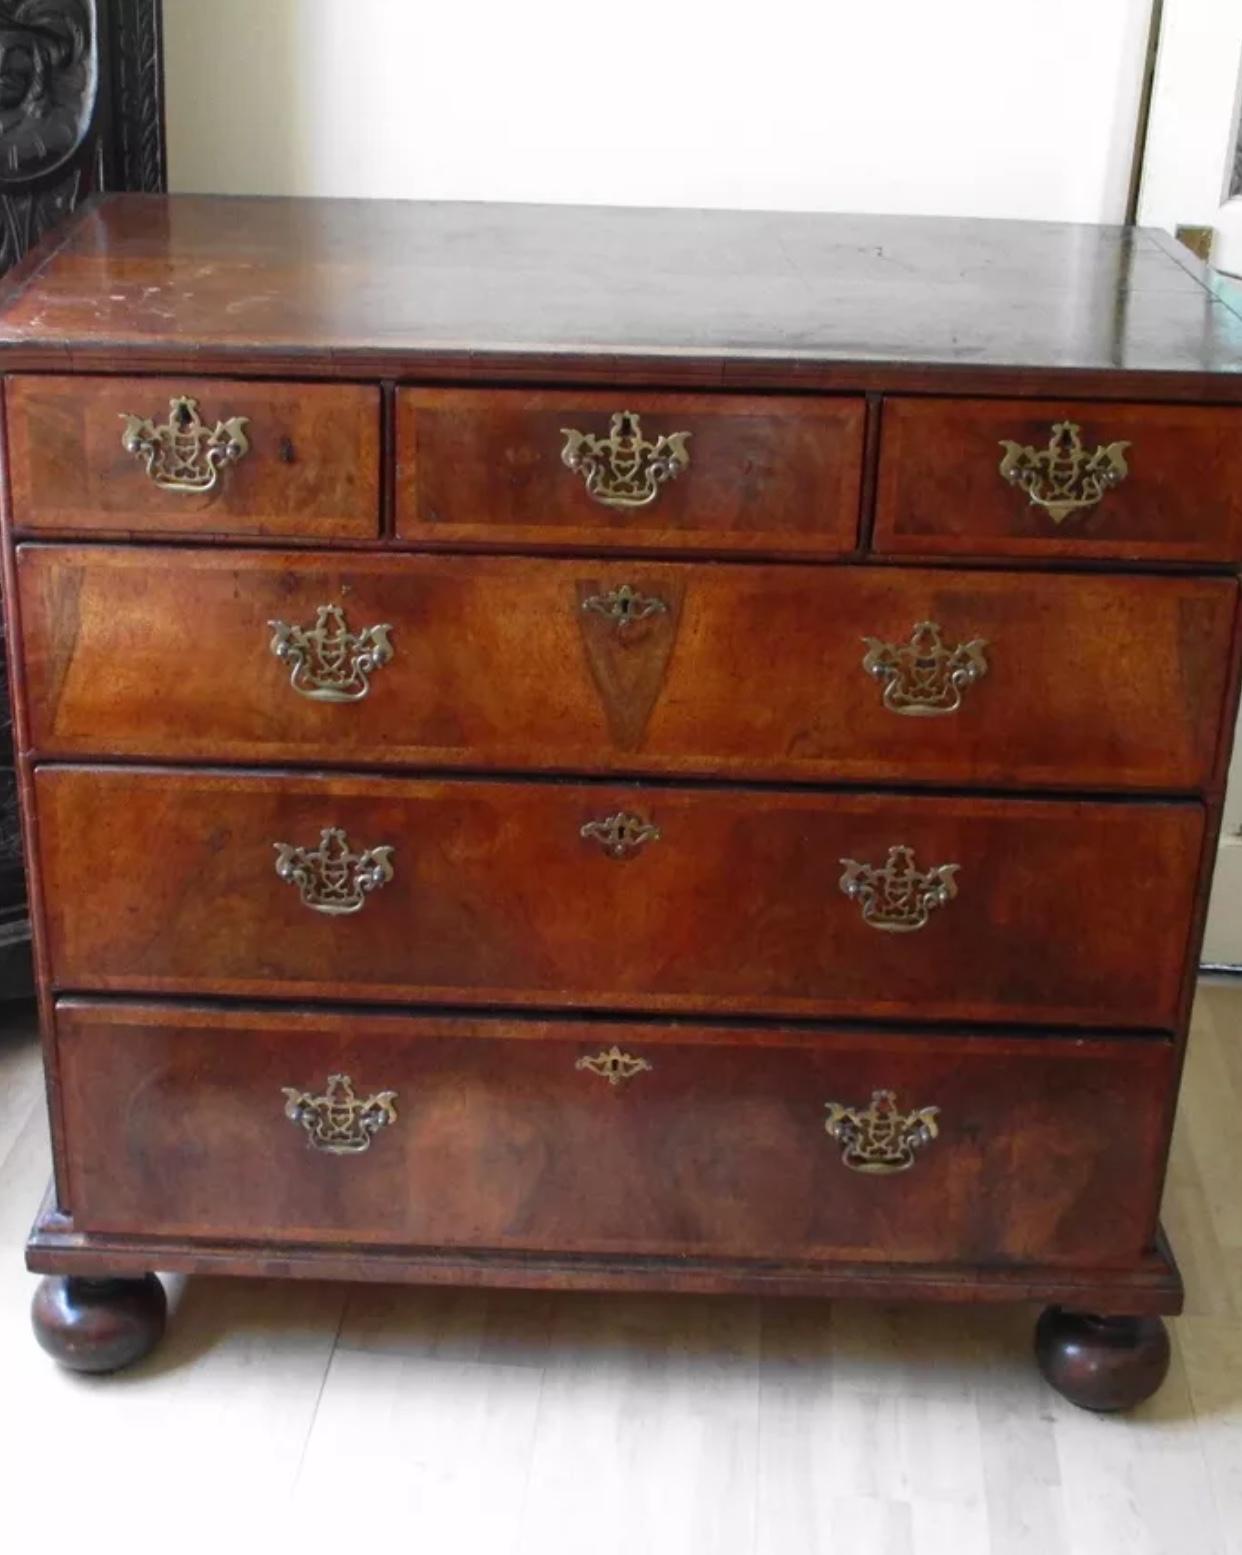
top-left (0, 194), bottom-right (1240, 392)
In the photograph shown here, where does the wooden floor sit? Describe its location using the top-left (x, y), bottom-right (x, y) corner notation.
top-left (2, 988), bottom-right (1241, 1549)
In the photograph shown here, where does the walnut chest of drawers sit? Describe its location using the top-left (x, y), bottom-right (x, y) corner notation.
top-left (4, 196), bottom-right (1242, 1408)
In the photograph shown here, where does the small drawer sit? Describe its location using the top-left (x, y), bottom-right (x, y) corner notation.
top-left (4, 376), bottom-right (380, 539)
top-left (395, 388), bottom-right (864, 556)
top-left (17, 547), bottom-right (1235, 793)
top-left (36, 767), bottom-right (1201, 1029)
top-left (56, 999), bottom-right (1172, 1269)
top-left (875, 397), bottom-right (1242, 563)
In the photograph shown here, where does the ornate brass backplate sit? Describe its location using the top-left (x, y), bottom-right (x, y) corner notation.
top-left (282, 1073), bottom-right (398, 1154)
top-left (273, 827), bottom-right (394, 915)
top-left (120, 395), bottom-right (250, 493)
top-left (580, 584), bottom-right (669, 628)
top-left (997, 420), bottom-right (1130, 523)
top-left (580, 812), bottom-right (661, 857)
top-left (839, 845), bottom-right (959, 932)
top-left (575, 1046), bottom-right (653, 1086)
top-left (862, 621), bottom-right (988, 716)
top-left (824, 1090), bottom-right (940, 1174)
top-left (269, 605), bottom-right (394, 702)
top-left (561, 411), bottom-right (691, 510)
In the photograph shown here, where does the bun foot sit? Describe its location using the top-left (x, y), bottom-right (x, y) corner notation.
top-left (31, 1274), bottom-right (167, 1374)
top-left (1035, 1306), bottom-right (1170, 1412)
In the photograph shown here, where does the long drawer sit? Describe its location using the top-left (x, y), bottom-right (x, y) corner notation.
top-left (56, 1000), bottom-right (1173, 1266)
top-left (36, 768), bottom-right (1202, 1027)
top-left (16, 547), bottom-right (1235, 792)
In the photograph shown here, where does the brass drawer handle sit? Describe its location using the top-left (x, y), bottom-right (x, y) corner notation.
top-left (269, 605), bottom-right (394, 702)
top-left (862, 622), bottom-right (988, 716)
top-left (274, 827), bottom-right (394, 915)
top-left (576, 1046), bottom-right (652, 1086)
top-left (282, 1074), bottom-right (398, 1154)
top-left (120, 395), bottom-right (250, 494)
top-left (839, 845), bottom-right (958, 932)
top-left (824, 1090), bottom-right (940, 1174)
top-left (580, 584), bottom-right (668, 628)
top-left (561, 411), bottom-right (691, 510)
top-left (581, 812), bottom-right (661, 857)
top-left (998, 420), bottom-right (1129, 524)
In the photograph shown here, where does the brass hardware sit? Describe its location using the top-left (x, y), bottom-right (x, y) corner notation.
top-left (839, 845), bottom-right (958, 933)
top-left (269, 605), bottom-right (394, 702)
top-left (862, 621), bottom-right (988, 717)
top-left (1175, 225), bottom-right (1214, 262)
top-left (274, 828), bottom-right (394, 915)
top-left (581, 812), bottom-right (661, 857)
top-left (997, 420), bottom-right (1130, 523)
top-left (575, 1046), bottom-right (653, 1086)
top-left (561, 411), bottom-right (691, 509)
top-left (282, 1074), bottom-right (398, 1154)
top-left (580, 584), bottom-right (668, 628)
top-left (824, 1090), bottom-right (940, 1174)
top-left (120, 396), bottom-right (250, 494)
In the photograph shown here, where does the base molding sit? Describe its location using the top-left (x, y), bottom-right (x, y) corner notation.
top-left (26, 1195), bottom-right (1184, 1315)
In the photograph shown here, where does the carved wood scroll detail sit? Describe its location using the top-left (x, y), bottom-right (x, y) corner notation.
top-left (0, 1), bottom-right (166, 270)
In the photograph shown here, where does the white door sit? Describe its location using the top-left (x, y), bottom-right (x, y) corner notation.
top-left (1139, 3), bottom-right (1242, 961)
top-left (1140, 1), bottom-right (1242, 273)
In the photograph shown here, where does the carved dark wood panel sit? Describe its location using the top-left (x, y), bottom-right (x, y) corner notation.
top-left (0, 0), bottom-right (165, 993)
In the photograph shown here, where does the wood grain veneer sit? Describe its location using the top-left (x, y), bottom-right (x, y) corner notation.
top-left (56, 1001), bottom-right (1172, 1268)
top-left (6, 376), bottom-right (380, 539)
top-left (14, 546), bottom-right (1236, 791)
top-left (34, 765), bottom-right (1202, 1029)
top-left (395, 388), bottom-right (864, 556)
top-left (876, 398), bottom-right (1242, 564)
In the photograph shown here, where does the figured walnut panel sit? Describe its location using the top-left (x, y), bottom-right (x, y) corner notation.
top-left (35, 767), bottom-right (1201, 1028)
top-left (396, 388), bottom-right (863, 556)
top-left (876, 398), bottom-right (1242, 564)
top-left (16, 547), bottom-right (1235, 792)
top-left (56, 999), bottom-right (1172, 1268)
top-left (6, 376), bottom-right (380, 539)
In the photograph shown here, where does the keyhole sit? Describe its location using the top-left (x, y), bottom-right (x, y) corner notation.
top-left (279, 437), bottom-right (296, 464)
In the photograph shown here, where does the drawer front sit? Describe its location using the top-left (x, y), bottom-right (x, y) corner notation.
top-left (36, 768), bottom-right (1201, 1027)
top-left (876, 398), bottom-right (1242, 562)
top-left (17, 547), bottom-right (1235, 793)
top-left (57, 1000), bottom-right (1172, 1268)
top-left (395, 388), bottom-right (864, 555)
top-left (5, 376), bottom-right (380, 539)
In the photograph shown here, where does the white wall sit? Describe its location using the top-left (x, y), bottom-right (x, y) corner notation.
top-left (165, 0), bottom-right (1153, 223)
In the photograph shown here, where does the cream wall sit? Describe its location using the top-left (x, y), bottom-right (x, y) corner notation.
top-left (164, 0), bottom-right (1152, 222)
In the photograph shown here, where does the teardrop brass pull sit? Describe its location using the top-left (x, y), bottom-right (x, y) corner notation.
top-left (120, 395), bottom-right (250, 493)
top-left (575, 1047), bottom-right (652, 1086)
top-left (862, 622), bottom-right (988, 716)
top-left (824, 1090), bottom-right (940, 1174)
top-left (282, 1074), bottom-right (398, 1154)
top-left (998, 420), bottom-right (1130, 523)
top-left (269, 605), bottom-right (393, 702)
top-left (839, 845), bottom-right (958, 932)
top-left (561, 411), bottom-right (691, 510)
top-left (273, 828), bottom-right (394, 915)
